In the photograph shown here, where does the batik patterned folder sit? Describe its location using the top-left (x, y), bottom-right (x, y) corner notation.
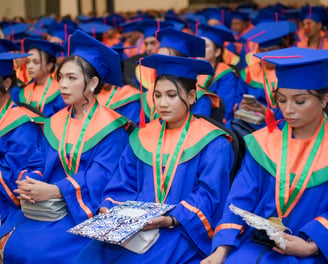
top-left (68, 201), bottom-right (175, 244)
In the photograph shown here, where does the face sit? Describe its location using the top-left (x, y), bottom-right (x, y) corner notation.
top-left (25, 49), bottom-right (51, 79)
top-left (153, 78), bottom-right (196, 129)
top-left (57, 60), bottom-right (95, 106)
top-left (202, 37), bottom-right (221, 65)
top-left (144, 36), bottom-right (158, 55)
top-left (230, 19), bottom-right (247, 35)
top-left (258, 45), bottom-right (281, 70)
top-left (303, 19), bottom-right (322, 38)
top-left (276, 88), bottom-right (326, 137)
top-left (123, 31), bottom-right (142, 45)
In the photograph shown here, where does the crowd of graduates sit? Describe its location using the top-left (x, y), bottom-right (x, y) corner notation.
top-left (0, 2), bottom-right (328, 263)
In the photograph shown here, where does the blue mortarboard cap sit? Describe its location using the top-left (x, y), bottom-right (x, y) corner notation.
top-left (104, 14), bottom-right (125, 27)
top-left (284, 9), bottom-right (301, 20)
top-left (252, 10), bottom-right (287, 25)
top-left (78, 22), bottom-right (112, 38)
top-left (2, 23), bottom-right (29, 40)
top-left (34, 17), bottom-right (56, 29)
top-left (0, 52), bottom-right (31, 76)
top-left (255, 47), bottom-right (328, 90)
top-left (300, 6), bottom-right (327, 24)
top-left (157, 28), bottom-right (205, 57)
top-left (164, 15), bottom-right (187, 31)
top-left (164, 9), bottom-right (178, 18)
top-left (26, 28), bottom-right (47, 39)
top-left (140, 54), bottom-right (214, 81)
top-left (240, 21), bottom-right (296, 48)
top-left (22, 38), bottom-right (65, 57)
top-left (119, 20), bottom-right (142, 33)
top-left (183, 14), bottom-right (207, 32)
top-left (0, 39), bottom-right (19, 52)
top-left (76, 15), bottom-right (92, 23)
top-left (65, 30), bottom-right (123, 86)
top-left (202, 8), bottom-right (232, 27)
top-left (197, 24), bottom-right (235, 47)
top-left (135, 19), bottom-right (172, 38)
top-left (48, 21), bottom-right (76, 42)
top-left (231, 11), bottom-right (250, 21)
top-left (60, 18), bottom-right (79, 29)
top-left (112, 44), bottom-right (135, 62)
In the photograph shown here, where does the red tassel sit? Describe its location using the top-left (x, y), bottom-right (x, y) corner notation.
top-left (265, 108), bottom-right (277, 133)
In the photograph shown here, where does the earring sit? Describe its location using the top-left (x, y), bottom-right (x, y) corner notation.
top-left (322, 102), bottom-right (327, 108)
top-left (90, 87), bottom-right (95, 92)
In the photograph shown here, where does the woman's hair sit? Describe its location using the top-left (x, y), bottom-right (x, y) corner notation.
top-left (0, 72), bottom-right (17, 95)
top-left (56, 55), bottom-right (104, 104)
top-left (153, 74), bottom-right (196, 112)
top-left (204, 41), bottom-right (223, 90)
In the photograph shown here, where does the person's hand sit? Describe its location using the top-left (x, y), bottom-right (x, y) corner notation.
top-left (14, 176), bottom-right (62, 203)
top-left (200, 246), bottom-right (231, 264)
top-left (240, 99), bottom-right (267, 115)
top-left (142, 216), bottom-right (178, 231)
top-left (273, 233), bottom-right (319, 257)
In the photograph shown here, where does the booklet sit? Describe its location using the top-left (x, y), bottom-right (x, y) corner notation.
top-left (229, 204), bottom-right (289, 250)
top-left (68, 201), bottom-right (175, 245)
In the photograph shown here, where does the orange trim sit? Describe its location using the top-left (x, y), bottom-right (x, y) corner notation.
top-left (31, 171), bottom-right (43, 177)
top-left (315, 216), bottom-right (328, 229)
top-left (0, 171), bottom-right (20, 207)
top-left (104, 197), bottom-right (123, 204)
top-left (181, 200), bottom-right (214, 238)
top-left (66, 176), bottom-right (93, 218)
top-left (0, 230), bottom-right (13, 258)
top-left (17, 169), bottom-right (27, 181)
top-left (214, 223), bottom-right (244, 235)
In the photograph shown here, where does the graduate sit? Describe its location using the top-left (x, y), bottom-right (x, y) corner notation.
top-left (0, 30), bottom-right (130, 264)
top-left (201, 47), bottom-right (328, 264)
top-left (136, 27), bottom-right (220, 122)
top-left (231, 21), bottom-right (296, 136)
top-left (297, 6), bottom-right (328, 49)
top-left (196, 24), bottom-right (238, 123)
top-left (10, 38), bottom-right (67, 117)
top-left (0, 53), bottom-right (43, 248)
top-left (74, 54), bottom-right (234, 264)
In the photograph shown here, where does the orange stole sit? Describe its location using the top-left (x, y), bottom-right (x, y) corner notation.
top-left (197, 62), bottom-right (233, 88)
top-left (137, 117), bottom-right (227, 155)
top-left (47, 105), bottom-right (125, 146)
top-left (97, 85), bottom-right (141, 108)
top-left (243, 62), bottom-right (276, 86)
top-left (250, 123), bottom-right (328, 177)
top-left (297, 31), bottom-right (328, 49)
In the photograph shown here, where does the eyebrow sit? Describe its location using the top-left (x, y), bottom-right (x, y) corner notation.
top-left (277, 92), bottom-right (309, 98)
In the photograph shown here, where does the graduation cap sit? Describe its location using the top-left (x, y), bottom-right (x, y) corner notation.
top-left (135, 19), bottom-right (172, 38)
top-left (78, 22), bottom-right (112, 39)
top-left (34, 17), bottom-right (56, 29)
top-left (2, 23), bottom-right (30, 41)
top-left (197, 24), bottom-right (235, 47)
top-left (255, 47), bottom-right (328, 90)
top-left (183, 14), bottom-right (207, 33)
top-left (202, 7), bottom-right (232, 27)
top-left (48, 21), bottom-right (76, 42)
top-left (300, 6), bottom-right (328, 24)
top-left (140, 54), bottom-right (213, 81)
top-left (76, 15), bottom-right (93, 24)
top-left (119, 20), bottom-right (142, 33)
top-left (252, 10), bottom-right (287, 25)
top-left (284, 9), bottom-right (301, 21)
top-left (157, 27), bottom-right (205, 57)
top-left (65, 30), bottom-right (123, 86)
top-left (0, 39), bottom-right (19, 52)
top-left (26, 28), bottom-right (48, 39)
top-left (231, 11), bottom-right (250, 21)
top-left (21, 38), bottom-right (65, 57)
top-left (163, 15), bottom-right (187, 31)
top-left (240, 21), bottom-right (296, 48)
top-left (0, 52), bottom-right (31, 76)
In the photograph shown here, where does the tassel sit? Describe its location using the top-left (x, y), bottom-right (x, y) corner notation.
top-left (265, 108), bottom-right (278, 133)
top-left (138, 58), bottom-right (146, 128)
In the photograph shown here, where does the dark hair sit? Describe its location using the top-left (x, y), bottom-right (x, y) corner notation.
top-left (56, 55), bottom-right (104, 105)
top-left (28, 48), bottom-right (56, 74)
top-left (0, 72), bottom-right (17, 95)
top-left (153, 74), bottom-right (196, 112)
top-left (204, 41), bottom-right (223, 90)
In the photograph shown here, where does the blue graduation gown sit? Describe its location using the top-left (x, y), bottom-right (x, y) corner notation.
top-left (211, 125), bottom-right (328, 263)
top-left (74, 117), bottom-right (234, 264)
top-left (0, 103), bottom-right (43, 227)
top-left (0, 105), bottom-right (129, 264)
